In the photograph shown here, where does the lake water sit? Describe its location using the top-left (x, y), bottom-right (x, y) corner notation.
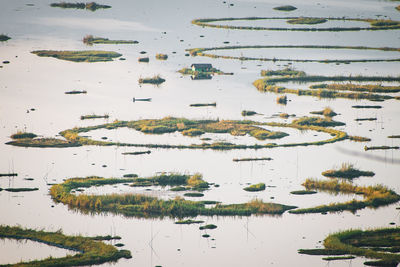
top-left (0, 0), bottom-right (400, 266)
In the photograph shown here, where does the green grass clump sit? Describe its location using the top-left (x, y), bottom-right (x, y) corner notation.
top-left (155, 53), bottom-right (168, 60)
top-left (175, 219), bottom-right (204, 224)
top-left (300, 228), bottom-right (400, 265)
top-left (322, 163), bottom-right (375, 179)
top-left (289, 178), bottom-right (400, 214)
top-left (83, 35), bottom-right (138, 45)
top-left (0, 225), bottom-right (131, 266)
top-left (287, 17), bottom-right (327, 25)
top-left (11, 132), bottom-right (37, 139)
top-left (261, 68), bottom-right (306, 77)
top-left (129, 173), bottom-right (209, 190)
top-left (199, 224), bottom-right (217, 230)
top-left (50, 176), bottom-right (296, 218)
top-left (310, 107), bottom-right (337, 117)
top-left (80, 114), bottom-right (109, 120)
top-left (244, 183), bottom-right (266, 192)
top-left (241, 110), bottom-right (257, 116)
top-left (365, 146), bottom-right (399, 151)
top-left (273, 5), bottom-right (297, 11)
top-left (348, 136), bottom-right (371, 142)
top-left (31, 50), bottom-right (121, 62)
top-left (6, 138), bottom-right (81, 148)
top-left (184, 192), bottom-right (204, 197)
top-left (50, 2), bottom-right (111, 11)
top-left (182, 128), bottom-right (205, 137)
top-left (138, 75), bottom-right (165, 85)
top-left (0, 34), bottom-right (11, 41)
top-left (292, 117), bottom-right (345, 127)
top-left (233, 157), bottom-right (272, 162)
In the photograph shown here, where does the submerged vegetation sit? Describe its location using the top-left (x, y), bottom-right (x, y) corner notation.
top-left (243, 183), bottom-right (266, 192)
top-left (289, 179), bottom-right (400, 214)
top-left (138, 75), bottom-right (165, 85)
top-left (322, 163), bottom-right (375, 179)
top-left (31, 50), bottom-right (122, 62)
top-left (301, 228), bottom-right (400, 266)
top-left (191, 17), bottom-right (400, 31)
top-left (50, 176), bottom-right (297, 217)
top-left (83, 35), bottom-right (138, 45)
top-left (0, 225), bottom-right (131, 266)
top-left (50, 2), bottom-right (111, 11)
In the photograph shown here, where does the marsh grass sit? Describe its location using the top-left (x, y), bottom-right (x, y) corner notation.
top-left (287, 17), bottom-right (327, 25)
top-left (352, 105), bottom-right (382, 109)
top-left (292, 117), bottom-right (344, 127)
top-left (365, 146), bottom-right (399, 151)
top-left (0, 225), bottom-right (131, 266)
top-left (290, 190), bottom-right (317, 195)
top-left (80, 114), bottom-right (109, 120)
top-left (261, 68), bottom-right (305, 77)
top-left (322, 163), bottom-right (375, 179)
top-left (310, 83), bottom-right (400, 93)
top-left (190, 103), bottom-right (216, 107)
top-left (138, 75), bottom-right (165, 85)
top-left (199, 224), bottom-right (217, 230)
top-left (355, 118), bottom-right (377, 121)
top-left (11, 131), bottom-right (37, 139)
top-left (289, 178), bottom-right (400, 214)
top-left (184, 192), bottom-right (204, 197)
top-left (244, 183), bottom-right (266, 192)
top-left (83, 35), bottom-right (137, 45)
top-left (32, 50), bottom-right (121, 62)
top-left (233, 157), bottom-right (272, 162)
top-left (388, 135), bottom-right (400, 138)
top-left (155, 54), bottom-right (168, 60)
top-left (6, 138), bottom-right (81, 148)
top-left (4, 187), bottom-right (39, 192)
top-left (0, 34), bottom-right (11, 41)
top-left (276, 95), bottom-right (287, 105)
top-left (323, 256), bottom-right (356, 261)
top-left (310, 107), bottom-right (337, 117)
top-left (50, 176), bottom-right (297, 217)
top-left (175, 219), bottom-right (204, 224)
top-left (241, 110), bottom-right (257, 116)
top-left (348, 136), bottom-right (371, 142)
top-left (122, 151), bottom-right (151, 155)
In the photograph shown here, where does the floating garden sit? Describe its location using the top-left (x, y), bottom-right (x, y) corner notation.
top-left (0, 225), bottom-right (131, 266)
top-left (191, 17), bottom-right (400, 31)
top-left (31, 50), bottom-right (122, 62)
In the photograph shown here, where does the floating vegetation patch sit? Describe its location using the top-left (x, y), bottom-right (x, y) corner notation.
top-left (138, 57), bottom-right (149, 63)
top-left (355, 118), bottom-right (377, 121)
top-left (83, 35), bottom-right (138, 45)
top-left (388, 135), bottom-right (400, 139)
top-left (57, 116), bottom-right (348, 150)
top-left (175, 219), bottom-right (204, 224)
top-left (300, 228), bottom-right (400, 265)
top-left (31, 50), bottom-right (122, 62)
top-left (233, 157), bottom-right (272, 162)
top-left (178, 66), bottom-right (233, 77)
top-left (310, 107), bottom-right (337, 117)
top-left (4, 187), bottom-right (39, 192)
top-left (365, 146), bottom-right (399, 151)
top-left (322, 163), bottom-right (375, 179)
top-left (191, 17), bottom-right (400, 31)
top-left (50, 176), bottom-right (297, 217)
top-left (199, 224), bottom-right (217, 230)
top-left (65, 90), bottom-right (87, 94)
top-left (190, 103), bottom-right (216, 107)
top-left (292, 117), bottom-right (345, 127)
top-left (348, 136), bottom-right (371, 142)
top-left (81, 114), bottom-right (109, 120)
top-left (276, 95), bottom-right (287, 105)
top-left (0, 34), bottom-right (11, 41)
top-left (188, 45), bottom-right (400, 64)
top-left (323, 256), bottom-right (356, 261)
top-left (139, 75), bottom-right (165, 85)
top-left (290, 190), bottom-right (317, 195)
top-left (155, 53), bottom-right (168, 60)
top-left (241, 110), bottom-right (257, 116)
top-left (184, 192), bottom-right (204, 197)
top-left (352, 105), bottom-right (382, 109)
top-left (6, 138), bottom-right (82, 148)
top-left (273, 5), bottom-right (297, 11)
top-left (287, 17), bottom-right (327, 25)
top-left (122, 150), bottom-right (151, 155)
top-left (253, 73), bottom-right (400, 101)
top-left (243, 183), bottom-right (266, 192)
top-left (50, 2), bottom-right (111, 11)
top-left (181, 128), bottom-right (205, 137)
top-left (289, 179), bottom-right (400, 214)
top-left (261, 68), bottom-right (305, 77)
top-left (310, 83), bottom-right (400, 93)
top-left (0, 173), bottom-right (18, 177)
top-left (10, 132), bottom-right (37, 139)
top-left (0, 225), bottom-right (131, 266)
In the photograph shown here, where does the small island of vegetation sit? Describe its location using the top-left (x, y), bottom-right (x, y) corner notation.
top-left (31, 50), bottom-right (122, 62)
top-left (244, 183), bottom-right (266, 192)
top-left (322, 163), bottom-right (375, 179)
top-left (83, 35), bottom-right (138, 45)
top-left (50, 2), bottom-right (111, 11)
top-left (287, 17), bottom-right (327, 25)
top-left (139, 75), bottom-right (166, 85)
top-left (0, 34), bottom-right (11, 41)
top-left (273, 5), bottom-right (297, 11)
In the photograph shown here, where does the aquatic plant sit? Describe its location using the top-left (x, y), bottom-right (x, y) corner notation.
top-left (65, 90), bottom-right (87, 94)
top-left (322, 163), bottom-right (375, 179)
top-left (50, 2), bottom-right (111, 11)
top-left (365, 146), bottom-right (399, 151)
top-left (292, 117), bottom-right (344, 127)
top-left (122, 151), bottom-right (151, 155)
top-left (310, 83), bottom-right (400, 93)
top-left (348, 136), bottom-right (371, 142)
top-left (388, 135), bottom-right (400, 139)
top-left (3, 187), bottom-right (38, 192)
top-left (155, 53), bottom-right (168, 60)
top-left (0, 225), bottom-right (131, 266)
top-left (138, 57), bottom-right (149, 63)
top-left (273, 5), bottom-right (297, 11)
top-left (190, 103), bottom-right (216, 107)
top-left (0, 173), bottom-right (18, 177)
top-left (243, 183), bottom-right (266, 192)
top-left (199, 224), bottom-right (217, 230)
top-left (31, 50), bottom-right (122, 62)
top-left (290, 190), bottom-right (317, 195)
top-left (50, 176), bottom-right (297, 218)
top-left (233, 157), bottom-right (272, 162)
top-left (287, 17), bottom-right (327, 25)
top-left (352, 105), bottom-right (382, 109)
top-left (138, 75), bottom-right (165, 85)
top-left (0, 34), bottom-right (11, 41)
top-left (300, 227), bottom-right (400, 265)
top-left (6, 138), bottom-right (81, 148)
top-left (310, 107), bottom-right (337, 117)
top-left (175, 219), bottom-right (204, 224)
top-left (289, 179), bottom-right (400, 214)
top-left (241, 110), bottom-right (257, 116)
top-left (83, 35), bottom-right (138, 45)
top-left (80, 114), bottom-right (109, 120)
top-left (10, 131), bottom-right (37, 139)
top-left (261, 68), bottom-right (305, 77)
top-left (276, 95), bottom-right (287, 105)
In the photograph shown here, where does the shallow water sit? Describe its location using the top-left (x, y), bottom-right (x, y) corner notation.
top-left (0, 0), bottom-right (400, 266)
